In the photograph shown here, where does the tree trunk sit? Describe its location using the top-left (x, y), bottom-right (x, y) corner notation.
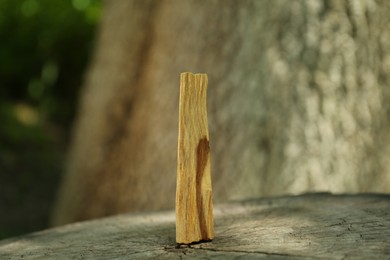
top-left (3, 194), bottom-right (390, 259)
top-left (52, 0), bottom-right (390, 225)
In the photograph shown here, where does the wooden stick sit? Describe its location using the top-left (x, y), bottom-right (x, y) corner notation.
top-left (176, 72), bottom-right (214, 244)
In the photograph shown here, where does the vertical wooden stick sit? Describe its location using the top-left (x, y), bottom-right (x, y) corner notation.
top-left (176, 72), bottom-right (214, 244)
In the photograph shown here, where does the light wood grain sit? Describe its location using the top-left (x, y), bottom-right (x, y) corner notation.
top-left (176, 72), bottom-right (214, 244)
top-left (1, 194), bottom-right (389, 259)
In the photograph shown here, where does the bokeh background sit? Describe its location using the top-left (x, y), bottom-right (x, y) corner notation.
top-left (2, 0), bottom-right (390, 240)
top-left (0, 0), bottom-right (101, 239)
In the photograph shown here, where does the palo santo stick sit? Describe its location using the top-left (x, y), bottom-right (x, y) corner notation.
top-left (176, 72), bottom-right (214, 244)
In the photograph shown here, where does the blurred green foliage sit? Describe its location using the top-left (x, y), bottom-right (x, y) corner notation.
top-left (0, 0), bottom-right (102, 239)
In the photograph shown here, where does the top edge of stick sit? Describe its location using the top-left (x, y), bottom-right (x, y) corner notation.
top-left (180, 72), bottom-right (207, 76)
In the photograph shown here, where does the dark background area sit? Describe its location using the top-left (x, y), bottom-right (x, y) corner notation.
top-left (0, 0), bottom-right (101, 239)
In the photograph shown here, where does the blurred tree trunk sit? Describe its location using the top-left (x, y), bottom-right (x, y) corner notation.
top-left (52, 0), bottom-right (390, 225)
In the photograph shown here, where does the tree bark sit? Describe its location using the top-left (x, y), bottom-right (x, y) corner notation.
top-left (3, 194), bottom-right (390, 259)
top-left (52, 0), bottom-right (390, 225)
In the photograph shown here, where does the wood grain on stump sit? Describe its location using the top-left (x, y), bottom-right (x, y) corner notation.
top-left (1, 193), bottom-right (389, 259)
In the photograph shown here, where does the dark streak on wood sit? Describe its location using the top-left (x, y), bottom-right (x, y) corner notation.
top-left (196, 137), bottom-right (210, 240)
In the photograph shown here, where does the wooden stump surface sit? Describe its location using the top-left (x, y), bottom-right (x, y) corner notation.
top-left (1, 193), bottom-right (389, 259)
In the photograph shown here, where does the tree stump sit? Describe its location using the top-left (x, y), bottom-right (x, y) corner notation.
top-left (1, 193), bottom-right (389, 259)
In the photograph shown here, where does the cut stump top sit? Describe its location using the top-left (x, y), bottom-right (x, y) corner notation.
top-left (1, 193), bottom-right (389, 259)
